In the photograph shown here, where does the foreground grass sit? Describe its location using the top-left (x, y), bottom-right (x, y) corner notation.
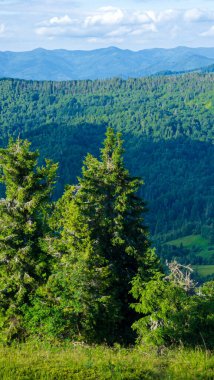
top-left (0, 342), bottom-right (213, 379)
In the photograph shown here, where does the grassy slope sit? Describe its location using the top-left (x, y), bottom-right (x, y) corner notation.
top-left (1, 343), bottom-right (214, 380)
top-left (166, 234), bottom-right (214, 277)
top-left (166, 234), bottom-right (214, 259)
top-left (193, 265), bottom-right (214, 277)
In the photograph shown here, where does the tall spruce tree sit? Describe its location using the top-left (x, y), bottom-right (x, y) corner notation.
top-left (0, 138), bottom-right (57, 341)
top-left (35, 128), bottom-right (159, 344)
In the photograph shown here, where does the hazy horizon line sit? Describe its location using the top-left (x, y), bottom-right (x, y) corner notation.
top-left (1, 45), bottom-right (214, 53)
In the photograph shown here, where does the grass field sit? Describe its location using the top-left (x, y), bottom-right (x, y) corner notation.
top-left (0, 343), bottom-right (214, 380)
top-left (166, 234), bottom-right (214, 259)
top-left (193, 265), bottom-right (214, 277)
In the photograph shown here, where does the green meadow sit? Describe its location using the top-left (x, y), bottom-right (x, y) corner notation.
top-left (0, 343), bottom-right (214, 380)
top-left (166, 234), bottom-right (214, 260)
top-left (193, 265), bottom-right (214, 277)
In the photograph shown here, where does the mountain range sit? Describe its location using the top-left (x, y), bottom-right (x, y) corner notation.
top-left (1, 46), bottom-right (214, 80)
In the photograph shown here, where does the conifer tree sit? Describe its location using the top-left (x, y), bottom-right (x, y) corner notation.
top-left (39, 128), bottom-right (159, 344)
top-left (0, 138), bottom-right (57, 341)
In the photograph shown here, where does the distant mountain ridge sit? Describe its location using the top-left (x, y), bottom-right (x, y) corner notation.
top-left (1, 46), bottom-right (214, 80)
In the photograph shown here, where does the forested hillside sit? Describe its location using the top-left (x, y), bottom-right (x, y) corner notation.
top-left (0, 132), bottom-right (213, 348)
top-left (0, 74), bottom-right (213, 248)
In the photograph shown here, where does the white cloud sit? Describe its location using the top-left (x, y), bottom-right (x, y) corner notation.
top-left (36, 14), bottom-right (78, 36)
top-left (49, 15), bottom-right (72, 25)
top-left (87, 36), bottom-right (123, 45)
top-left (157, 9), bottom-right (180, 23)
top-left (36, 24), bottom-right (85, 37)
top-left (36, 26), bottom-right (64, 36)
top-left (170, 25), bottom-right (181, 39)
top-left (34, 6), bottom-right (214, 49)
top-left (200, 25), bottom-right (214, 36)
top-left (107, 26), bottom-right (132, 37)
top-left (132, 12), bottom-right (151, 24)
top-left (130, 24), bottom-right (157, 35)
top-left (84, 7), bottom-right (124, 27)
top-left (0, 23), bottom-right (5, 35)
top-left (184, 8), bottom-right (204, 22)
top-left (146, 9), bottom-right (179, 23)
top-left (184, 8), bottom-right (214, 22)
top-left (36, 7), bottom-right (159, 40)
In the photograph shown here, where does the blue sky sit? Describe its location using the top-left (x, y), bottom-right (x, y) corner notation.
top-left (0, 0), bottom-right (214, 51)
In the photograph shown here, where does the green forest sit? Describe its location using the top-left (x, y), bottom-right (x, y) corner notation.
top-left (0, 71), bottom-right (214, 377)
top-left (0, 74), bottom-right (213, 272)
top-left (0, 130), bottom-right (213, 379)
top-left (0, 131), bottom-right (213, 346)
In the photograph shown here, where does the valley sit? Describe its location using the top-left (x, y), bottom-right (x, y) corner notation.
top-left (0, 74), bottom-right (213, 262)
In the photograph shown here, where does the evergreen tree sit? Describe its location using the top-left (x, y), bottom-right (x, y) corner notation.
top-left (0, 138), bottom-right (57, 341)
top-left (31, 128), bottom-right (159, 344)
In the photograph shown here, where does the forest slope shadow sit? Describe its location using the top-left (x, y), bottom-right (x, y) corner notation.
top-left (18, 125), bottom-right (214, 241)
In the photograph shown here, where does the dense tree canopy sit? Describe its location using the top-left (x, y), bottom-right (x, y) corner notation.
top-left (0, 75), bottom-right (213, 247)
top-left (0, 133), bottom-right (213, 349)
top-left (25, 128), bottom-right (159, 344)
top-left (131, 263), bottom-right (214, 348)
top-left (0, 139), bottom-right (57, 341)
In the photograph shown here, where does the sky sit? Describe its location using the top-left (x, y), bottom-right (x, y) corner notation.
top-left (0, 0), bottom-right (214, 51)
